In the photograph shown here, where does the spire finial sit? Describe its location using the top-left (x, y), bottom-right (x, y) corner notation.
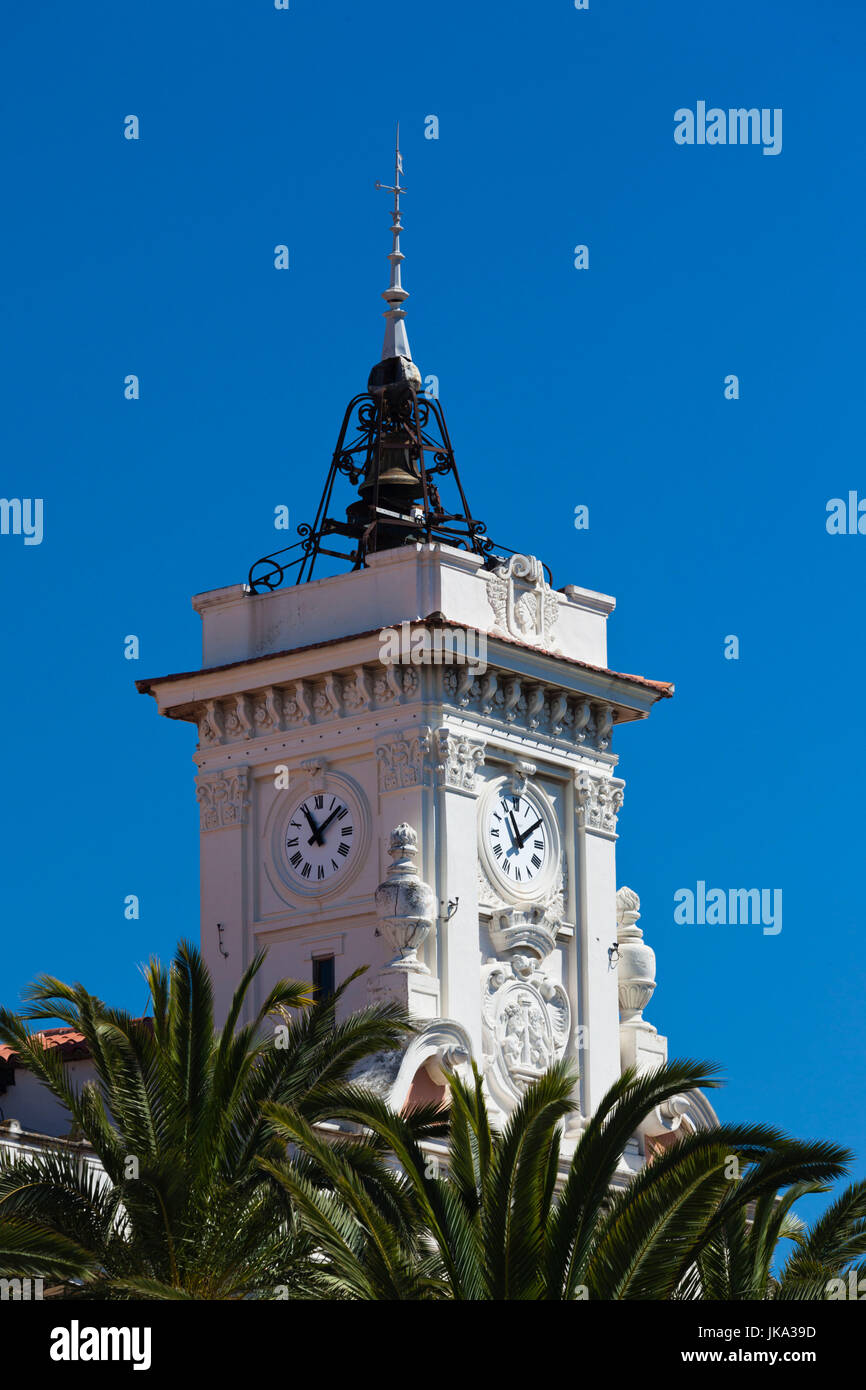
top-left (374, 124), bottom-right (412, 364)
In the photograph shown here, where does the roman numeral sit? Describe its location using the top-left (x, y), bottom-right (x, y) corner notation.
top-left (531, 854), bottom-right (541, 869)
top-left (503, 860), bottom-right (511, 875)
top-left (290, 821), bottom-right (301, 829)
top-left (338, 843), bottom-right (350, 857)
top-left (331, 859), bottom-right (338, 872)
top-left (290, 851), bottom-right (302, 868)
top-left (341, 825), bottom-right (353, 837)
top-left (490, 827), bottom-right (500, 838)
top-left (534, 838), bottom-right (543, 849)
top-left (514, 867), bottom-right (522, 881)
top-left (329, 797), bottom-right (336, 810)
top-left (301, 862), bottom-right (312, 879)
top-left (314, 795), bottom-right (324, 809)
top-left (493, 843), bottom-right (503, 859)
top-left (287, 837), bottom-right (298, 848)
top-left (317, 866), bottom-right (325, 880)
top-left (335, 805), bottom-right (349, 821)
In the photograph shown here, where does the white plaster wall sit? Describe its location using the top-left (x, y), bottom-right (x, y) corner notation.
top-left (0, 1060), bottom-right (96, 1139)
top-left (193, 545), bottom-right (613, 672)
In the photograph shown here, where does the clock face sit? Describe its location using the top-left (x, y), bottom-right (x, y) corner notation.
top-left (284, 791), bottom-right (356, 887)
top-left (484, 790), bottom-right (549, 887)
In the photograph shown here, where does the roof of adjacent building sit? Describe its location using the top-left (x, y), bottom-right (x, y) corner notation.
top-left (0, 1027), bottom-right (91, 1067)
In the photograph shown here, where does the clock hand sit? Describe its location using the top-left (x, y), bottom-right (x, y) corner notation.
top-left (516, 816), bottom-right (544, 850)
top-left (508, 812), bottom-right (521, 850)
top-left (301, 804), bottom-right (325, 846)
top-left (314, 806), bottom-right (343, 840)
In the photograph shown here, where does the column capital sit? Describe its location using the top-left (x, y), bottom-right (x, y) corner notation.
top-left (375, 726), bottom-right (432, 793)
top-left (196, 768), bottom-right (250, 831)
top-left (574, 770), bottom-right (625, 837)
top-left (434, 727), bottom-right (486, 794)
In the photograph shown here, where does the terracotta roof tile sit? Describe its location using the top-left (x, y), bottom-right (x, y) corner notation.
top-left (0, 1027), bottom-right (91, 1066)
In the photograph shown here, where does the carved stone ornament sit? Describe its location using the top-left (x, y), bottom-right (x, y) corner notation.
top-left (482, 955), bottom-right (571, 1108)
top-left (376, 727), bottom-right (432, 793)
top-left (439, 671), bottom-right (615, 753)
top-left (478, 859), bottom-right (567, 933)
top-left (434, 728), bottom-right (485, 791)
top-left (488, 905), bottom-right (558, 965)
top-left (485, 553), bottom-right (560, 651)
top-left (300, 756), bottom-right (329, 791)
top-left (616, 885), bottom-right (657, 1029)
top-left (575, 771), bottom-right (625, 835)
top-left (509, 760), bottom-right (536, 796)
top-left (196, 769), bottom-right (250, 831)
top-left (374, 824), bottom-right (436, 972)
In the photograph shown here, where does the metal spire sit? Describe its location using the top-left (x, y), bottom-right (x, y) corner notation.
top-left (375, 125), bottom-right (412, 362)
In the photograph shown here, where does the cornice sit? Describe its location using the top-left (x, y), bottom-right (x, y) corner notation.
top-left (136, 617), bottom-right (672, 716)
top-left (172, 659), bottom-right (635, 764)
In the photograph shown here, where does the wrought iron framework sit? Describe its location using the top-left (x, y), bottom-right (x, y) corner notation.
top-left (247, 389), bottom-right (498, 593)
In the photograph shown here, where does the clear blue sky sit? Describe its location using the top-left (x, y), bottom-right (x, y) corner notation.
top-left (2, 0), bottom-right (864, 1209)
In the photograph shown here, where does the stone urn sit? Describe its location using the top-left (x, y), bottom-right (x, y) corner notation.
top-left (615, 886), bottom-right (657, 1031)
top-left (374, 824), bottom-right (436, 973)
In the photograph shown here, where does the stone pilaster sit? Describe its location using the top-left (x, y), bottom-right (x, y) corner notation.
top-left (574, 769), bottom-right (625, 1113)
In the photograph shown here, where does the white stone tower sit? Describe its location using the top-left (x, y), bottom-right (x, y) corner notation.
top-left (138, 140), bottom-right (714, 1143)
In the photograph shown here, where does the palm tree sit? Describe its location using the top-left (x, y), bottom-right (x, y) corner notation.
top-left (0, 942), bottom-right (417, 1299)
top-left (689, 1177), bottom-right (866, 1300)
top-left (261, 1058), bottom-right (850, 1300)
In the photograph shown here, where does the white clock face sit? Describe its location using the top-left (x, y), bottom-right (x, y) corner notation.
top-left (284, 791), bottom-right (355, 887)
top-left (485, 790), bottom-right (549, 887)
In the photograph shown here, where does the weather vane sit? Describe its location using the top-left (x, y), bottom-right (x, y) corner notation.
top-left (374, 123), bottom-right (405, 215)
top-left (373, 124), bottom-right (411, 365)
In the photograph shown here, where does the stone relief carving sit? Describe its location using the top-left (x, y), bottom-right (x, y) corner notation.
top-left (299, 756), bottom-right (328, 787)
top-left (376, 727), bottom-right (432, 793)
top-left (374, 664), bottom-right (403, 705)
top-left (223, 694), bottom-right (254, 742)
top-left (196, 769), bottom-right (250, 831)
top-left (198, 698), bottom-right (225, 748)
top-left (192, 662), bottom-right (618, 757)
top-left (485, 554), bottom-right (560, 650)
top-left (440, 670), bottom-right (615, 751)
top-left (342, 665), bottom-right (372, 712)
top-left (509, 760), bottom-right (536, 796)
top-left (252, 687), bottom-right (282, 733)
top-left (481, 954), bottom-right (570, 1108)
top-left (575, 771), bottom-right (625, 835)
top-left (280, 680), bottom-right (309, 725)
top-left (481, 880), bottom-right (572, 1111)
top-left (434, 728), bottom-right (486, 791)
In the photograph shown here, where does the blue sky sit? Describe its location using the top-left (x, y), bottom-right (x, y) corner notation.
top-left (2, 0), bottom-right (864, 1207)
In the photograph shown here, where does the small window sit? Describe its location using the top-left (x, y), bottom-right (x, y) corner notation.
top-left (312, 955), bottom-right (335, 1002)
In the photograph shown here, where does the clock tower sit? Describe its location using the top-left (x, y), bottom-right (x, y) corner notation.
top-left (138, 139), bottom-right (715, 1146)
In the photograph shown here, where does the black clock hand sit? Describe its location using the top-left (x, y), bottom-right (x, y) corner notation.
top-left (301, 804), bottom-right (325, 846)
top-left (508, 812), bottom-right (521, 850)
top-left (516, 816), bottom-right (544, 849)
top-left (314, 806), bottom-right (342, 840)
